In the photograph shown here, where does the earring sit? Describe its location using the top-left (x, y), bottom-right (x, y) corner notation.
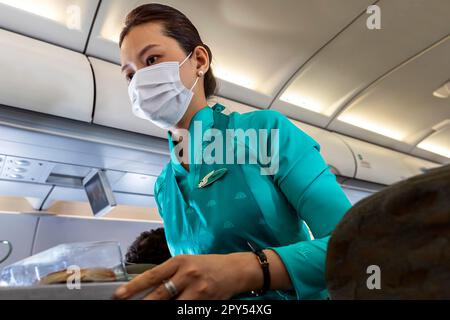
top-left (198, 70), bottom-right (204, 77)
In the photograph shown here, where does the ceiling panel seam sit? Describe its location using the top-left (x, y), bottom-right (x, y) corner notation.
top-left (87, 54), bottom-right (120, 66)
top-left (86, 57), bottom-right (97, 124)
top-left (83, 0), bottom-right (103, 54)
top-left (267, 0), bottom-right (380, 111)
top-left (324, 33), bottom-right (450, 129)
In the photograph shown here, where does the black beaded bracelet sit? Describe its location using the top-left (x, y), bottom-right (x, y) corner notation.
top-left (247, 241), bottom-right (271, 296)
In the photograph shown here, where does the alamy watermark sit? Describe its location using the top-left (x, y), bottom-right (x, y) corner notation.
top-left (171, 121), bottom-right (280, 176)
top-left (366, 265), bottom-right (381, 290)
top-left (367, 5), bottom-right (382, 30)
top-left (66, 265), bottom-right (81, 290)
top-left (66, 5), bottom-right (81, 30)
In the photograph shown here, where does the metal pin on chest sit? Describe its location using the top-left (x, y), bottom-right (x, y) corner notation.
top-left (198, 168), bottom-right (228, 189)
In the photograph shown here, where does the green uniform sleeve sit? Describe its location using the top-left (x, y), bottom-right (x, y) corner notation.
top-left (154, 164), bottom-right (169, 221)
top-left (259, 111), bottom-right (352, 299)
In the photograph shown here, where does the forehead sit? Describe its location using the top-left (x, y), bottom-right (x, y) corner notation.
top-left (120, 22), bottom-right (166, 62)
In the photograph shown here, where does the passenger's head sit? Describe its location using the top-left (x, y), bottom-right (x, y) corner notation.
top-left (125, 228), bottom-right (171, 265)
top-left (119, 3), bottom-right (216, 102)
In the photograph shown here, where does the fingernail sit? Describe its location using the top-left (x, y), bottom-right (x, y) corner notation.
top-left (114, 287), bottom-right (128, 299)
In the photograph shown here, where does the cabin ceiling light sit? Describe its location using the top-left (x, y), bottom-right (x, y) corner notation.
top-left (214, 66), bottom-right (256, 90)
top-left (417, 141), bottom-right (450, 159)
top-left (100, 23), bottom-right (121, 44)
top-left (0, 0), bottom-right (61, 21)
top-left (433, 80), bottom-right (450, 99)
top-left (338, 114), bottom-right (406, 141)
top-left (280, 92), bottom-right (324, 114)
top-left (0, 0), bottom-right (81, 30)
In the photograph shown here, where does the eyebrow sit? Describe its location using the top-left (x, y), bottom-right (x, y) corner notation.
top-left (121, 44), bottom-right (160, 72)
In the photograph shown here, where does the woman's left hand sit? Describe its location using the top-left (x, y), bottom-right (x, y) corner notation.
top-left (113, 252), bottom-right (263, 300)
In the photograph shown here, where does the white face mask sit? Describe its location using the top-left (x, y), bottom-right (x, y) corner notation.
top-left (128, 52), bottom-right (200, 130)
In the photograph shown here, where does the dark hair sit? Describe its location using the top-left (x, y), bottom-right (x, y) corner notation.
top-left (120, 3), bottom-right (217, 99)
top-left (125, 228), bottom-right (171, 264)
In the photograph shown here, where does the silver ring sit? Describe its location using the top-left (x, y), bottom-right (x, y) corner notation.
top-left (163, 279), bottom-right (178, 298)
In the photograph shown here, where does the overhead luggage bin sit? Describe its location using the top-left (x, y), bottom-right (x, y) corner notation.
top-left (0, 29), bottom-right (94, 122)
top-left (89, 57), bottom-right (168, 139)
top-left (337, 134), bottom-right (439, 185)
top-left (0, 0), bottom-right (100, 52)
top-left (401, 156), bottom-right (441, 178)
top-left (291, 121), bottom-right (356, 178)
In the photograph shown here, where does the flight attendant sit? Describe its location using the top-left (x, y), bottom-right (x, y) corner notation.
top-left (115, 3), bottom-right (352, 300)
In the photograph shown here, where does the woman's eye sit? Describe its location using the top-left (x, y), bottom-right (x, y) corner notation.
top-left (146, 56), bottom-right (158, 66)
top-left (126, 73), bottom-right (135, 82)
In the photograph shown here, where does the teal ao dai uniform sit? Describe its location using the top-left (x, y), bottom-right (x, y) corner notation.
top-left (154, 104), bottom-right (352, 300)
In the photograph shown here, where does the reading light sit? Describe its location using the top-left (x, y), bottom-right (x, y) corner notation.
top-left (13, 160), bottom-right (30, 166)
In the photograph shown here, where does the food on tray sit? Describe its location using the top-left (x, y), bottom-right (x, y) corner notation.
top-left (38, 268), bottom-right (116, 285)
